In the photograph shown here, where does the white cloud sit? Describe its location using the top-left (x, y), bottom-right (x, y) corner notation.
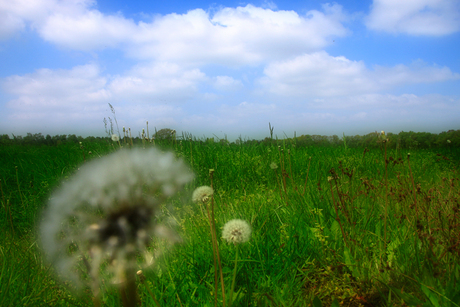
top-left (0, 61), bottom-right (208, 135)
top-left (2, 1), bottom-right (349, 65)
top-left (1, 1), bottom-right (459, 139)
top-left (3, 64), bottom-right (108, 111)
top-left (0, 0), bottom-right (95, 40)
top-left (108, 62), bottom-right (206, 102)
top-left (39, 9), bottom-right (138, 50)
top-left (213, 76), bottom-right (243, 91)
top-left (129, 4), bottom-right (348, 65)
top-left (259, 51), bottom-right (460, 97)
top-left (366, 0), bottom-right (460, 35)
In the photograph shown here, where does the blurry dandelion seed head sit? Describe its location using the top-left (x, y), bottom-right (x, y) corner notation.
top-left (40, 148), bottom-right (194, 288)
top-left (192, 186), bottom-right (214, 203)
top-left (222, 219), bottom-right (251, 245)
top-left (111, 134), bottom-right (119, 142)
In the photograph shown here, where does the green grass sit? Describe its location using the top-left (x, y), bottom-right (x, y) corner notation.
top-left (1, 138), bottom-right (460, 306)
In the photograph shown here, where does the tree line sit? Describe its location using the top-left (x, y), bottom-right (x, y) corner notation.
top-left (0, 129), bottom-right (459, 149)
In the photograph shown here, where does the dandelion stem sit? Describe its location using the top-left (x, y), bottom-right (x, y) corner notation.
top-left (228, 245), bottom-right (239, 307)
top-left (208, 170), bottom-right (226, 306)
top-left (119, 269), bottom-right (138, 307)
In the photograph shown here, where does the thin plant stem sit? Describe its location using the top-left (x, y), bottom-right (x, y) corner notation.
top-left (407, 153), bottom-right (418, 218)
top-left (137, 271), bottom-right (161, 307)
top-left (190, 139), bottom-right (193, 167)
top-left (0, 179), bottom-right (14, 236)
top-left (383, 140), bottom-right (389, 252)
top-left (228, 245), bottom-right (239, 307)
top-left (287, 149), bottom-right (296, 191)
top-left (146, 121), bottom-right (150, 142)
top-left (205, 201), bottom-right (218, 307)
top-left (329, 180), bottom-right (349, 249)
top-left (273, 168), bottom-right (284, 201)
top-left (302, 157), bottom-right (312, 196)
top-left (334, 178), bottom-right (351, 224)
top-left (210, 170), bottom-right (226, 307)
top-left (119, 273), bottom-right (138, 307)
top-left (15, 166), bottom-right (25, 209)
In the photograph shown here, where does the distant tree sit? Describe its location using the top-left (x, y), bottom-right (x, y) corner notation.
top-left (155, 128), bottom-right (176, 141)
top-left (0, 134), bottom-right (12, 145)
top-left (330, 135), bottom-right (341, 146)
top-left (45, 134), bottom-right (53, 145)
top-left (67, 134), bottom-right (79, 143)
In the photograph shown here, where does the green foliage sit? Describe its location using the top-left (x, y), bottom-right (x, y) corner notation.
top-left (1, 137), bottom-right (460, 306)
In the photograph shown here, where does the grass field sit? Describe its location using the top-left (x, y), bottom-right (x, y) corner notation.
top-left (1, 137), bottom-right (459, 306)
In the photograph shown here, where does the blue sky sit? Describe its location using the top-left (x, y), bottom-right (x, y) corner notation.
top-left (1, 0), bottom-right (459, 140)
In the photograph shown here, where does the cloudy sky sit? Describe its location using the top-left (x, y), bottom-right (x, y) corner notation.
top-left (1, 0), bottom-right (459, 140)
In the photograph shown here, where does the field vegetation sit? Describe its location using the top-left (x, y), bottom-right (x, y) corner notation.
top-left (1, 126), bottom-right (460, 306)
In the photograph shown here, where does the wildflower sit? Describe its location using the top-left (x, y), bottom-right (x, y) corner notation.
top-left (192, 186), bottom-right (214, 203)
top-left (447, 140), bottom-right (451, 144)
top-left (111, 134), bottom-right (119, 142)
top-left (223, 219), bottom-right (252, 306)
top-left (270, 162), bottom-right (278, 170)
top-left (40, 148), bottom-right (193, 292)
top-left (222, 219), bottom-right (251, 245)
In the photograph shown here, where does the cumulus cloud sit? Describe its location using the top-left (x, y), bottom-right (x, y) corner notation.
top-left (1, 1), bottom-right (459, 139)
top-left (213, 76), bottom-right (243, 91)
top-left (0, 62), bottom-right (207, 135)
top-left (130, 4), bottom-right (348, 65)
top-left (1, 1), bottom-right (349, 65)
top-left (108, 62), bottom-right (206, 102)
top-left (2, 61), bottom-right (207, 113)
top-left (259, 51), bottom-right (460, 97)
top-left (0, 0), bottom-right (95, 40)
top-left (3, 64), bottom-right (108, 111)
top-left (39, 9), bottom-right (137, 50)
top-left (366, 0), bottom-right (460, 35)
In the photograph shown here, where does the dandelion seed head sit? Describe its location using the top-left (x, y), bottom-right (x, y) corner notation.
top-left (111, 134), bottom-right (119, 142)
top-left (192, 186), bottom-right (214, 203)
top-left (40, 148), bottom-right (193, 290)
top-left (270, 162), bottom-right (278, 170)
top-left (222, 219), bottom-right (251, 245)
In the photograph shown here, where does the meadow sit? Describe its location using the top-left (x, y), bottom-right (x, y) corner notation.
top-left (1, 135), bottom-right (459, 306)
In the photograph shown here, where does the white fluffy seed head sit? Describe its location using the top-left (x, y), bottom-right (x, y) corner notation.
top-left (192, 186), bottom-right (214, 203)
top-left (40, 148), bottom-right (194, 289)
top-left (222, 219), bottom-right (252, 245)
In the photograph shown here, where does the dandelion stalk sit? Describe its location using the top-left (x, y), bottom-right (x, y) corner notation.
top-left (119, 265), bottom-right (138, 307)
top-left (222, 219), bottom-right (251, 307)
top-left (228, 245), bottom-right (239, 307)
top-left (192, 184), bottom-right (225, 306)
